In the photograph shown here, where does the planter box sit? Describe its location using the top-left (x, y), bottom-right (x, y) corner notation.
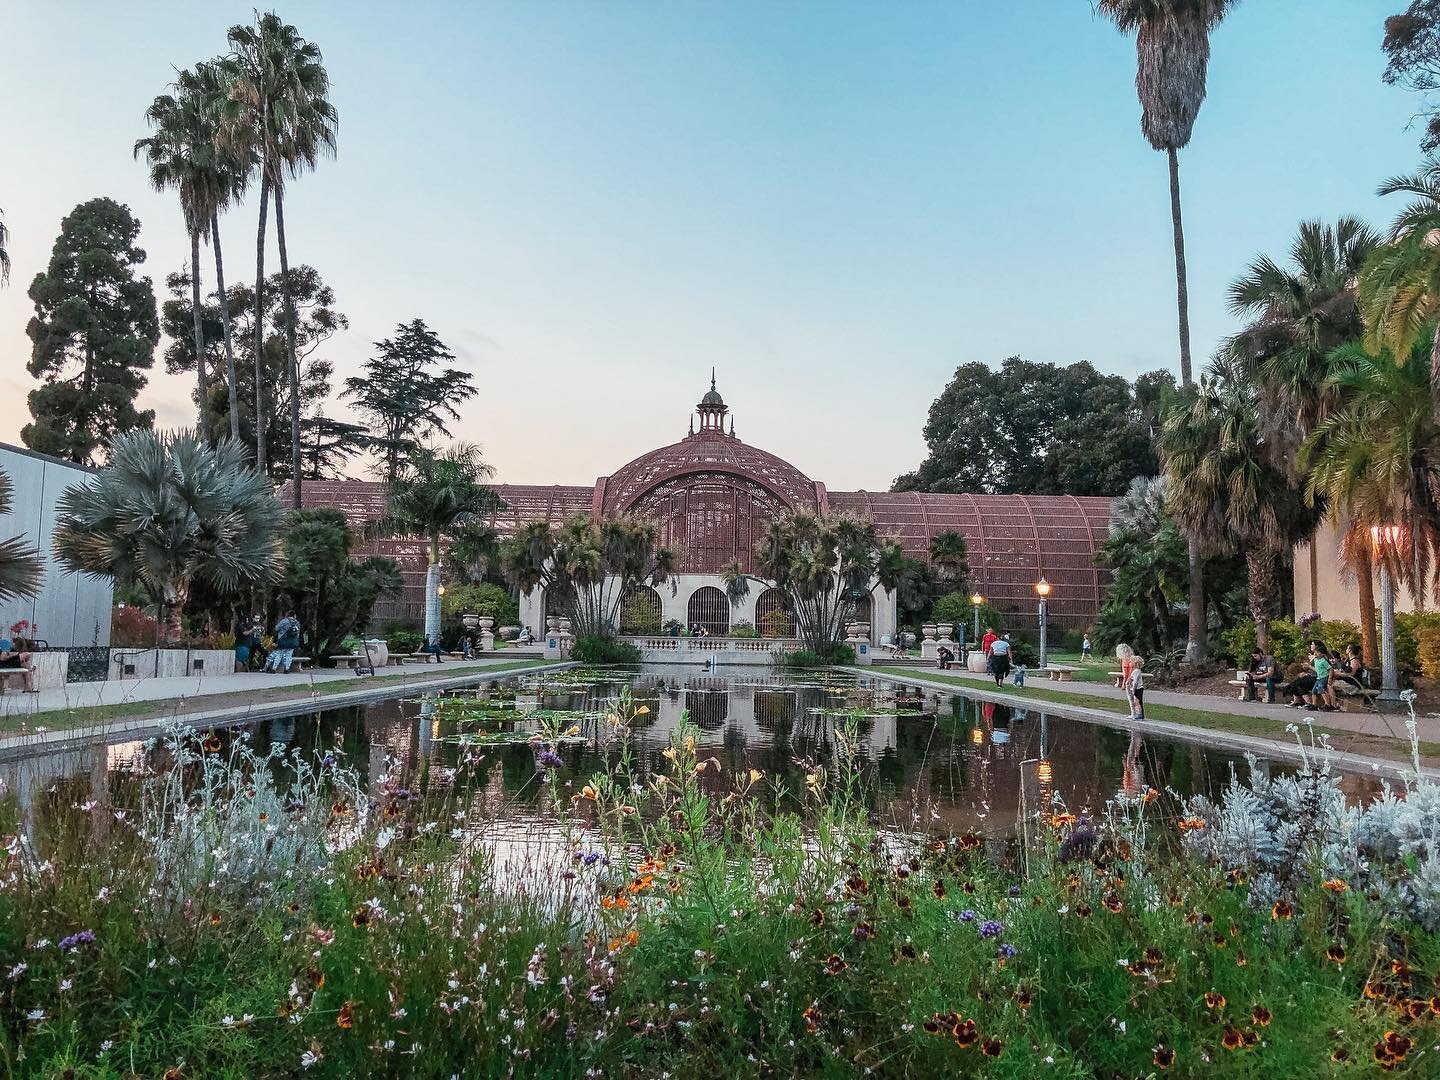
top-left (109, 648), bottom-right (237, 680)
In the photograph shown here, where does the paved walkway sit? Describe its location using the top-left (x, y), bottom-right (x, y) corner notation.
top-left (0, 653), bottom-right (547, 720)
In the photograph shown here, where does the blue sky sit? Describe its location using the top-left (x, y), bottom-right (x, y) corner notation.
top-left (0, 0), bottom-right (1426, 489)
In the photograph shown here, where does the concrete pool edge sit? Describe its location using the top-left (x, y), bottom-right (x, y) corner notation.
top-left (852, 667), bottom-right (1440, 783)
top-left (0, 662), bottom-right (581, 763)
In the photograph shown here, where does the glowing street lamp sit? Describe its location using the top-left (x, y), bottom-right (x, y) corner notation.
top-left (1035, 577), bottom-right (1051, 670)
top-left (970, 592), bottom-right (985, 646)
top-left (1369, 525), bottom-right (1405, 713)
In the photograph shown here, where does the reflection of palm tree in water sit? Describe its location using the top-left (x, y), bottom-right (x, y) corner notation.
top-left (1121, 733), bottom-right (1145, 798)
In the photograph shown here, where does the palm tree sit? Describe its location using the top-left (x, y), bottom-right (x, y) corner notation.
top-left (0, 208), bottom-right (10, 286)
top-left (135, 83), bottom-right (228, 433)
top-left (1160, 379), bottom-right (1307, 653)
top-left (220, 12), bottom-right (338, 497)
top-left (1358, 161), bottom-right (1440, 426)
top-left (0, 468), bottom-right (43, 603)
top-left (1304, 337), bottom-right (1440, 613)
top-left (52, 430), bottom-right (284, 643)
top-left (378, 445), bottom-right (500, 649)
top-left (1099, 0), bottom-right (1238, 663)
top-left (928, 530), bottom-right (970, 587)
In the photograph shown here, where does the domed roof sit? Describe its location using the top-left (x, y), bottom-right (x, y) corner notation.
top-left (699, 370), bottom-right (725, 408)
top-left (599, 429), bottom-right (820, 515)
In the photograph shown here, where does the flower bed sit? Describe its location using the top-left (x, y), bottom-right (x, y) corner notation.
top-left (1, 702), bottom-right (1438, 1075)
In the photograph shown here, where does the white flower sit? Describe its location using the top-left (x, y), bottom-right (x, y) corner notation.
top-left (222, 1015), bottom-right (237, 1027)
top-left (300, 1049), bottom-right (321, 1068)
top-left (58, 978), bottom-right (72, 991)
top-left (26, 1008), bottom-right (44, 1021)
top-left (100, 1040), bottom-right (113, 1052)
top-left (95, 887), bottom-right (110, 901)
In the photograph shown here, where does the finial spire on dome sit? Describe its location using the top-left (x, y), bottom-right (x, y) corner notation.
top-left (697, 370), bottom-right (728, 431)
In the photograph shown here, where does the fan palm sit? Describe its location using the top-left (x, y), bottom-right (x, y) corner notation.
top-left (378, 445), bottom-right (500, 647)
top-left (0, 467), bottom-right (43, 603)
top-left (219, 13), bottom-right (337, 495)
top-left (52, 430), bottom-right (284, 643)
top-left (1304, 337), bottom-right (1440, 610)
top-left (1160, 379), bottom-right (1307, 652)
top-left (928, 530), bottom-right (970, 587)
top-left (1358, 161), bottom-right (1440, 425)
top-left (135, 83), bottom-right (229, 433)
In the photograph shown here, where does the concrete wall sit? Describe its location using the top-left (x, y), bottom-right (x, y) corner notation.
top-left (0, 444), bottom-right (112, 648)
top-left (1293, 520), bottom-right (1421, 623)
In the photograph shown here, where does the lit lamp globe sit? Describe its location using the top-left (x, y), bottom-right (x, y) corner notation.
top-left (970, 592), bottom-right (984, 608)
top-left (1035, 577), bottom-right (1051, 599)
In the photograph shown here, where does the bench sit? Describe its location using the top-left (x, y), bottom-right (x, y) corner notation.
top-left (1108, 670), bottom-right (1125, 688)
top-left (1043, 665), bottom-right (1079, 682)
top-left (328, 654), bottom-right (372, 671)
top-left (1230, 670), bottom-right (1278, 703)
top-left (0, 670), bottom-right (31, 692)
top-left (407, 652), bottom-right (440, 664)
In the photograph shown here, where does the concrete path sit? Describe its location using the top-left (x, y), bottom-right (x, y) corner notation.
top-left (875, 662), bottom-right (1439, 743)
top-left (0, 654), bottom-right (547, 720)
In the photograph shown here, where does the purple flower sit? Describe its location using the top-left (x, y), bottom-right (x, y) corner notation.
top-left (581, 852), bottom-right (603, 868)
top-left (59, 930), bottom-right (95, 951)
top-left (958, 909), bottom-right (977, 923)
top-left (535, 750), bottom-right (566, 770)
top-left (996, 943), bottom-right (1017, 960)
top-left (322, 754), bottom-right (336, 768)
top-left (1008, 885), bottom-right (1021, 897)
top-left (978, 920), bottom-right (1004, 939)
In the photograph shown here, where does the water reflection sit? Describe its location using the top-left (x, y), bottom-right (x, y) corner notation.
top-left (0, 669), bottom-right (1391, 855)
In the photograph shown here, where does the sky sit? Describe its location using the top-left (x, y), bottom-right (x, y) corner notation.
top-left (0, 0), bottom-right (1428, 492)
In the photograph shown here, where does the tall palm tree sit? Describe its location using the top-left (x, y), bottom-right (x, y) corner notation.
top-left (220, 13), bottom-right (338, 499)
top-left (1358, 161), bottom-right (1440, 427)
top-left (378, 445), bottom-right (500, 649)
top-left (1160, 378), bottom-right (1306, 653)
top-left (52, 430), bottom-right (284, 643)
top-left (1099, 0), bottom-right (1239, 664)
top-left (182, 61), bottom-right (253, 443)
top-left (0, 208), bottom-right (10, 286)
top-left (135, 84), bottom-right (228, 433)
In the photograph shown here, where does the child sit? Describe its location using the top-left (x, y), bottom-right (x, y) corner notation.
top-left (1012, 664), bottom-right (1026, 687)
top-left (1115, 643), bottom-right (1145, 720)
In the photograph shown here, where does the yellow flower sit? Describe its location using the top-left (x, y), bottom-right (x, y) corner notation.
top-left (661, 748), bottom-right (677, 761)
top-left (565, 725), bottom-right (581, 736)
top-left (635, 705), bottom-right (651, 715)
top-left (749, 769), bottom-right (763, 785)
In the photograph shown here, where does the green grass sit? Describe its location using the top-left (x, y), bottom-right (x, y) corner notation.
top-left (885, 668), bottom-right (1440, 762)
top-left (0, 659), bottom-right (556, 737)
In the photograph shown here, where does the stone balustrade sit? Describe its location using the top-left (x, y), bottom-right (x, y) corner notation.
top-left (621, 636), bottom-right (802, 665)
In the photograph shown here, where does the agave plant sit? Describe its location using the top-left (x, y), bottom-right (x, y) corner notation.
top-left (0, 466), bottom-right (43, 603)
top-left (52, 430), bottom-right (284, 642)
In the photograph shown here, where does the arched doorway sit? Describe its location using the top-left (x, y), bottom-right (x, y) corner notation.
top-left (755, 587), bottom-right (793, 637)
top-left (619, 585), bottom-right (663, 634)
top-left (687, 586), bottom-right (730, 636)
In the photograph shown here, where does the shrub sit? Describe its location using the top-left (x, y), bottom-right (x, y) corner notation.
top-left (441, 582), bottom-right (519, 627)
top-left (110, 605), bottom-right (160, 647)
top-left (1009, 639), bottom-right (1039, 668)
top-left (780, 643), bottom-right (856, 668)
top-left (385, 625), bottom-right (425, 654)
top-left (1219, 618), bottom-right (1308, 667)
top-left (570, 634), bottom-right (641, 665)
top-left (730, 621), bottom-right (760, 639)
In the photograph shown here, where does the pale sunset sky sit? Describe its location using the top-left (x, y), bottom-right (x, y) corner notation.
top-left (0, 1), bottom-right (1426, 490)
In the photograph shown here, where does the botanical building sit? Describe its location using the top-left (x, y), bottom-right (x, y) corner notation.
top-left (295, 380), bottom-right (1112, 639)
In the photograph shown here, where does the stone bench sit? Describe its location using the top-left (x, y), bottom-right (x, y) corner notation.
top-left (1043, 665), bottom-right (1079, 681)
top-left (329, 654), bottom-right (371, 671)
top-left (407, 652), bottom-right (440, 664)
top-left (0, 670), bottom-right (32, 692)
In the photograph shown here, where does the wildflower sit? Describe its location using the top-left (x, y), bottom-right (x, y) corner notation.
top-left (852, 922), bottom-right (875, 942)
top-left (1234, 951), bottom-right (1248, 967)
top-left (1177, 817), bottom-right (1206, 832)
top-left (1226, 867), bottom-right (1247, 886)
top-left (953, 1018), bottom-right (979, 1047)
top-left (809, 909), bottom-right (825, 928)
top-left (203, 733), bottom-right (222, 754)
top-left (1204, 992), bottom-right (1226, 1009)
top-left (896, 894), bottom-right (912, 915)
top-left (58, 930), bottom-right (95, 951)
top-left (579, 785), bottom-right (598, 800)
top-left (1242, 1030), bottom-right (1258, 1047)
top-left (287, 902), bottom-right (300, 914)
top-left (306, 966), bottom-right (325, 988)
top-left (535, 750), bottom-right (565, 770)
top-left (352, 907), bottom-right (372, 929)
top-left (824, 954), bottom-right (847, 975)
top-left (844, 876), bottom-right (870, 898)
top-left (1365, 982), bottom-right (1387, 1001)
top-left (1153, 1045), bottom-right (1175, 1069)
top-left (1074, 903), bottom-right (1092, 919)
top-left (1322, 878), bottom-right (1348, 893)
top-left (893, 944), bottom-right (918, 964)
top-left (978, 920), bottom-right (1004, 939)
top-left (1050, 812), bottom-right (1077, 828)
top-left (1102, 893), bottom-right (1123, 913)
top-left (1431, 996), bottom-right (1440, 1016)
top-left (958, 831), bottom-right (982, 849)
top-left (932, 879), bottom-right (946, 899)
top-left (1331, 1047), bottom-right (1348, 1063)
top-left (1270, 900), bottom-right (1293, 920)
top-left (1326, 944), bottom-right (1346, 965)
top-left (1015, 989), bottom-right (1032, 1010)
top-left (1221, 1027), bottom-right (1243, 1051)
top-left (958, 909), bottom-right (977, 923)
top-left (803, 1005), bottom-right (821, 1033)
top-left (980, 1037), bottom-right (1003, 1058)
top-left (1251, 1006), bottom-right (1271, 1028)
top-left (930, 839), bottom-right (947, 854)
top-left (996, 943), bottom-right (1017, 961)
top-left (1143, 947), bottom-right (1164, 966)
top-left (209, 913), bottom-right (223, 926)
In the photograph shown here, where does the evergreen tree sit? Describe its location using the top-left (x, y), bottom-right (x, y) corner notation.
top-left (24, 198), bottom-right (159, 463)
top-left (343, 319), bottom-right (477, 482)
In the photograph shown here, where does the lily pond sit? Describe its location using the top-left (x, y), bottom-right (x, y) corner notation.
top-left (0, 667), bottom-right (1385, 846)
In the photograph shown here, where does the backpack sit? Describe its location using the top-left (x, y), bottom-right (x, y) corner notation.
top-left (276, 618), bottom-right (301, 649)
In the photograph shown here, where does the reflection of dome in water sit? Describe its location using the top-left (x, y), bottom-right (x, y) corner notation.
top-left (754, 689), bottom-right (797, 730)
top-left (685, 689), bottom-right (729, 730)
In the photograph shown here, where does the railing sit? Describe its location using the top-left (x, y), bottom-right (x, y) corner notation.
top-left (621, 636), bottom-right (803, 664)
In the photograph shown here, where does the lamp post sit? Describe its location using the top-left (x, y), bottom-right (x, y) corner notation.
top-left (970, 592), bottom-right (984, 647)
top-left (1035, 577), bottom-right (1051, 670)
top-left (1369, 525), bottom-right (1405, 713)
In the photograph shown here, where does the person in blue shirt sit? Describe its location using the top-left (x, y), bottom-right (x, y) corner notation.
top-left (265, 610), bottom-right (302, 673)
top-left (0, 637), bottom-right (37, 692)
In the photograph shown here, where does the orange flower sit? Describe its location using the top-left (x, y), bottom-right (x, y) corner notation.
top-left (1015, 989), bottom-right (1032, 1010)
top-left (824, 953), bottom-right (847, 975)
top-left (1234, 951), bottom-right (1248, 967)
top-left (1326, 944), bottom-right (1347, 965)
top-left (952, 1018), bottom-right (979, 1047)
top-left (981, 1038), bottom-right (1003, 1058)
top-left (336, 1001), bottom-right (354, 1030)
top-left (1074, 902), bottom-right (1092, 919)
top-left (1051, 812), bottom-right (1077, 828)
top-left (1331, 1047), bottom-right (1349, 1063)
top-left (1405, 999), bottom-right (1427, 1021)
top-left (1242, 1029), bottom-right (1258, 1047)
top-left (1103, 893), bottom-right (1124, 913)
top-left (1270, 900), bottom-right (1293, 920)
top-left (932, 879), bottom-right (947, 900)
top-left (1384, 1031), bottom-right (1412, 1059)
top-left (1221, 1027), bottom-right (1243, 1051)
top-left (287, 902), bottom-right (300, 914)
top-left (810, 908), bottom-right (825, 928)
top-left (1251, 1006), bottom-right (1272, 1028)
top-left (209, 912), bottom-right (223, 926)
top-left (1429, 995), bottom-right (1440, 1016)
top-left (352, 907), bottom-right (371, 929)
top-left (1204, 992), bottom-right (1226, 1010)
top-left (958, 831), bottom-right (982, 849)
top-left (1178, 816), bottom-right (1207, 832)
top-left (1322, 877), bottom-right (1349, 893)
top-left (202, 733), bottom-right (222, 754)
top-left (1143, 947), bottom-right (1164, 966)
top-left (803, 1005), bottom-right (821, 1033)
top-left (1153, 1045), bottom-right (1175, 1069)
top-left (1365, 982), bottom-right (1387, 1001)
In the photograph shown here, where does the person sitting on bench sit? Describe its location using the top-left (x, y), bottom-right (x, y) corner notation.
top-left (0, 637), bottom-right (37, 692)
top-left (936, 645), bottom-right (954, 670)
top-left (1244, 648), bottom-right (1278, 703)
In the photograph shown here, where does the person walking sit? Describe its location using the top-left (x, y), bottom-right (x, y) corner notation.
top-left (1081, 635), bottom-right (1093, 662)
top-left (980, 626), bottom-right (998, 658)
top-left (266, 609), bottom-right (302, 674)
top-left (987, 634), bottom-right (1012, 687)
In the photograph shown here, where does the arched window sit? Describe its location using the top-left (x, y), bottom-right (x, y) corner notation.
top-left (619, 586), bottom-right (663, 634)
top-left (687, 586), bottom-right (730, 636)
top-left (755, 588), bottom-right (793, 638)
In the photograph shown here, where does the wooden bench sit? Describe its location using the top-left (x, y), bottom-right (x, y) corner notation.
top-left (1043, 665), bottom-right (1079, 682)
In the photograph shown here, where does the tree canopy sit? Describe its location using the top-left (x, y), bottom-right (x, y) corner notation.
top-left (1384, 1), bottom-right (1440, 151)
top-left (277, 508), bottom-right (402, 659)
top-left (893, 358), bottom-right (1170, 495)
top-left (24, 198), bottom-right (159, 463)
